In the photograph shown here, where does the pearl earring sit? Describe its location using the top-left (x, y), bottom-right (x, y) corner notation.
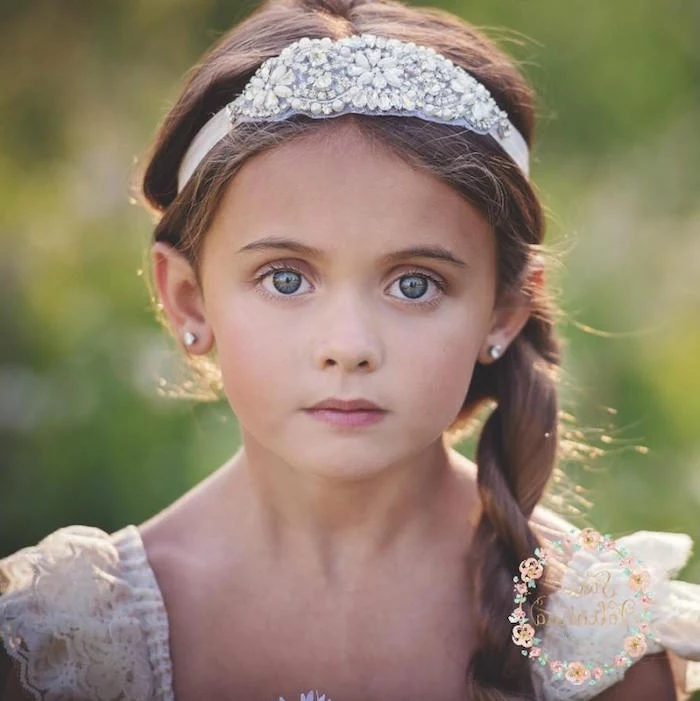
top-left (488, 344), bottom-right (503, 360)
top-left (183, 331), bottom-right (197, 347)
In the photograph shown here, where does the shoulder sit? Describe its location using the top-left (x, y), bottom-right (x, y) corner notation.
top-left (0, 525), bottom-right (128, 621)
top-left (0, 524), bottom-right (169, 701)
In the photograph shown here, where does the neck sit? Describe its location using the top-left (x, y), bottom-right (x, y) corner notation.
top-left (221, 434), bottom-right (472, 588)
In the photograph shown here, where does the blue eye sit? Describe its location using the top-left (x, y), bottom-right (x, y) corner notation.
top-left (398, 274), bottom-right (429, 299)
top-left (387, 270), bottom-right (447, 306)
top-left (271, 269), bottom-right (303, 294)
top-left (257, 264), bottom-right (313, 297)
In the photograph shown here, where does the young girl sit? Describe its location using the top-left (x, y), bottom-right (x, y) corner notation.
top-left (1, 0), bottom-right (698, 699)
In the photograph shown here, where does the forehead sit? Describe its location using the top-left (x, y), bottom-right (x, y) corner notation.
top-left (206, 119), bottom-right (494, 263)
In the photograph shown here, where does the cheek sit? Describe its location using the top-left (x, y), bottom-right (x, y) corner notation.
top-left (396, 311), bottom-right (485, 425)
top-left (415, 339), bottom-right (478, 413)
top-left (208, 298), bottom-right (299, 422)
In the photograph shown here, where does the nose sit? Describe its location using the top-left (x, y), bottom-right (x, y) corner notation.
top-left (312, 290), bottom-right (383, 373)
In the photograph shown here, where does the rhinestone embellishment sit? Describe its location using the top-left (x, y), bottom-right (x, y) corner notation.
top-left (227, 34), bottom-right (512, 138)
top-left (177, 33), bottom-right (529, 191)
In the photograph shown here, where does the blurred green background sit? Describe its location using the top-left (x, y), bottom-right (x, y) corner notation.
top-left (1, 0), bottom-right (698, 673)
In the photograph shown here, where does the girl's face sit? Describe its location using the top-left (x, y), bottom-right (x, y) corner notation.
top-left (174, 122), bottom-right (516, 480)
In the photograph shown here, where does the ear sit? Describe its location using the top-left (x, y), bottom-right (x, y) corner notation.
top-left (151, 241), bottom-right (214, 354)
top-left (477, 258), bottom-right (544, 365)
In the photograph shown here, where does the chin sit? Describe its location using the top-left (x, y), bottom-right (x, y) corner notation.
top-left (290, 448), bottom-right (401, 482)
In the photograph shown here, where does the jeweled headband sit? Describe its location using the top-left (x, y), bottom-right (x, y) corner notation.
top-left (177, 33), bottom-right (530, 192)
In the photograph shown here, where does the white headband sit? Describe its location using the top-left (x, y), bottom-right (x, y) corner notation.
top-left (178, 33), bottom-right (530, 192)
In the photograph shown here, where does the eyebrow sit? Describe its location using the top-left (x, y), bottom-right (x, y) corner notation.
top-left (236, 236), bottom-right (469, 269)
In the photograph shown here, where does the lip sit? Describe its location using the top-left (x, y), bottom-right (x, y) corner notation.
top-left (307, 397), bottom-right (384, 412)
top-left (304, 408), bottom-right (387, 427)
top-left (304, 397), bottom-right (387, 428)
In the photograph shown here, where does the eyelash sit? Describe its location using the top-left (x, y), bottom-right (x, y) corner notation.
top-left (253, 262), bottom-right (448, 308)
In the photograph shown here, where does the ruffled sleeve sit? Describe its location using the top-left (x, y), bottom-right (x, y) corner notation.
top-left (0, 525), bottom-right (174, 701)
top-left (530, 527), bottom-right (700, 700)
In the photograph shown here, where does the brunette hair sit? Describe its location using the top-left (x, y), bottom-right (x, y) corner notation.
top-left (139, 0), bottom-right (563, 697)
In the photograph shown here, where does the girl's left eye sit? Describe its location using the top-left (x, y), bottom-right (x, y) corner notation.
top-left (386, 271), bottom-right (447, 306)
top-left (254, 263), bottom-right (447, 307)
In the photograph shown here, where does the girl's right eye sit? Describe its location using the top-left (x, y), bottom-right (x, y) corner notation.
top-left (255, 264), bottom-right (312, 299)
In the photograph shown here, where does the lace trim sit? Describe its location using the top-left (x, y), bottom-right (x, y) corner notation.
top-left (0, 524), bottom-right (175, 701)
top-left (112, 525), bottom-right (175, 701)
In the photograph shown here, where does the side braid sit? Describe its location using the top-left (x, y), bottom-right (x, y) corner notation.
top-left (465, 315), bottom-right (561, 700)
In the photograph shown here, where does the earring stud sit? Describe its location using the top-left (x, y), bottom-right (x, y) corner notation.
top-left (183, 331), bottom-right (197, 347)
top-left (488, 344), bottom-right (503, 360)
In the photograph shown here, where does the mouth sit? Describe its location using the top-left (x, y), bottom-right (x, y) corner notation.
top-left (306, 397), bottom-right (384, 412)
top-left (303, 398), bottom-right (387, 427)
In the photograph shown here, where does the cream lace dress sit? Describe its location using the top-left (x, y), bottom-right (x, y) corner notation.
top-left (0, 523), bottom-right (699, 700)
